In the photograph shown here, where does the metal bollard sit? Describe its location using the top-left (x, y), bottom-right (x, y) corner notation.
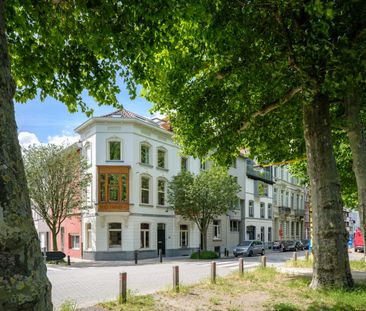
top-left (293, 252), bottom-right (297, 262)
top-left (211, 261), bottom-right (216, 283)
top-left (261, 255), bottom-right (266, 268)
top-left (118, 272), bottom-right (127, 304)
top-left (305, 250), bottom-right (309, 261)
top-left (159, 249), bottom-right (163, 263)
top-left (134, 250), bottom-right (138, 265)
top-left (239, 258), bottom-right (244, 276)
top-left (67, 255), bottom-right (71, 266)
top-left (173, 266), bottom-right (179, 292)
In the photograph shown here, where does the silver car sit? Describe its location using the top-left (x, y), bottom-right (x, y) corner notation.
top-left (233, 240), bottom-right (265, 257)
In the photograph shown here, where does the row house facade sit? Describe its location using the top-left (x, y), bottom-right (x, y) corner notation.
top-left (33, 108), bottom-right (306, 260)
top-left (272, 166), bottom-right (306, 241)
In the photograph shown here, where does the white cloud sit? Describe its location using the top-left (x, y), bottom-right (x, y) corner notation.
top-left (18, 131), bottom-right (41, 148)
top-left (47, 134), bottom-right (80, 146)
top-left (18, 131), bottom-right (80, 149)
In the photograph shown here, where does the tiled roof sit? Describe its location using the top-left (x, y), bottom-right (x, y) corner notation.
top-left (99, 109), bottom-right (159, 127)
top-left (98, 108), bottom-right (174, 132)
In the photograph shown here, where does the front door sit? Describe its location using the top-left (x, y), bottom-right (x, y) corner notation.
top-left (157, 223), bottom-right (166, 255)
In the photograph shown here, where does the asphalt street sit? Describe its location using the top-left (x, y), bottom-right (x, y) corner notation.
top-left (48, 250), bottom-right (307, 309)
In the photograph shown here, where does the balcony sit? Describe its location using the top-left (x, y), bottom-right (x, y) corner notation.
top-left (293, 209), bottom-right (305, 217)
top-left (278, 206), bottom-right (291, 215)
top-left (246, 162), bottom-right (273, 184)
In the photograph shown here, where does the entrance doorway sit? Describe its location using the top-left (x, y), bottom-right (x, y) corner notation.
top-left (157, 223), bottom-right (166, 255)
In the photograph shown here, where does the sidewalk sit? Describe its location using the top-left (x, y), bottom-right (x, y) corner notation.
top-left (54, 248), bottom-right (279, 268)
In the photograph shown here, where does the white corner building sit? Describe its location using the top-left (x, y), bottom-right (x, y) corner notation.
top-left (74, 109), bottom-right (303, 260)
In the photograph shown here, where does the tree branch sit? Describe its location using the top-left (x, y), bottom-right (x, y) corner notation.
top-left (238, 86), bottom-right (302, 131)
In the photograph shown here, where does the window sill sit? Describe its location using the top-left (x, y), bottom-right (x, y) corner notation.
top-left (213, 238), bottom-right (222, 241)
top-left (156, 204), bottom-right (169, 208)
top-left (157, 166), bottom-right (169, 171)
top-left (139, 162), bottom-right (153, 168)
top-left (139, 203), bottom-right (154, 207)
top-left (71, 248), bottom-right (80, 250)
top-left (106, 160), bottom-right (124, 163)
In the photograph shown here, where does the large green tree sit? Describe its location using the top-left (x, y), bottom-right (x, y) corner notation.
top-left (168, 166), bottom-right (240, 251)
top-left (23, 144), bottom-right (91, 252)
top-left (1, 1), bottom-right (126, 309)
top-left (117, 1), bottom-right (366, 288)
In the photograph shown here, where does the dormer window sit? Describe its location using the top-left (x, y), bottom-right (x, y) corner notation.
top-left (140, 143), bottom-right (151, 165)
top-left (107, 139), bottom-right (122, 161)
top-left (157, 148), bottom-right (167, 169)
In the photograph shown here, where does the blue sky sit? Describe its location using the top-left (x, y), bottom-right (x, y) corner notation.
top-left (15, 81), bottom-right (154, 147)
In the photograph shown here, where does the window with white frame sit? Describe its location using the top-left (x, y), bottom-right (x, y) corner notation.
top-left (181, 157), bottom-right (188, 171)
top-left (84, 142), bottom-right (92, 164)
top-left (86, 223), bottom-right (92, 249)
top-left (107, 139), bottom-right (122, 161)
top-left (141, 175), bottom-right (151, 204)
top-left (70, 234), bottom-right (80, 249)
top-left (260, 202), bottom-right (265, 218)
top-left (260, 226), bottom-right (265, 242)
top-left (213, 220), bottom-right (221, 239)
top-left (157, 179), bottom-right (166, 206)
top-left (140, 143), bottom-right (151, 165)
top-left (268, 203), bottom-right (272, 219)
top-left (180, 224), bottom-right (189, 247)
top-left (200, 159), bottom-right (206, 171)
top-left (108, 223), bottom-right (122, 248)
top-left (157, 148), bottom-right (167, 169)
top-left (268, 227), bottom-right (272, 242)
top-left (140, 223), bottom-right (150, 248)
top-left (249, 200), bottom-right (254, 217)
top-left (230, 220), bottom-right (240, 232)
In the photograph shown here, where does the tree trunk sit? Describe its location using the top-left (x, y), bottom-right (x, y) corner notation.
top-left (344, 89), bottom-right (366, 262)
top-left (0, 1), bottom-right (53, 310)
top-left (201, 228), bottom-right (208, 251)
top-left (51, 228), bottom-right (58, 251)
top-left (303, 93), bottom-right (353, 288)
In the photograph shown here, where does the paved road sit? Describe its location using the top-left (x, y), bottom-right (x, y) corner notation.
top-left (48, 250), bottom-right (305, 309)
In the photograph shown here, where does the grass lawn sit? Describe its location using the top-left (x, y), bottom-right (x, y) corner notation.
top-left (72, 267), bottom-right (366, 311)
top-left (285, 258), bottom-right (366, 271)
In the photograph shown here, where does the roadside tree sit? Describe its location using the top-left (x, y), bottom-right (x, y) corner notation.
top-left (24, 144), bottom-right (91, 252)
top-left (168, 166), bottom-right (240, 251)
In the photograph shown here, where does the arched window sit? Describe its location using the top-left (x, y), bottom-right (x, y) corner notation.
top-left (140, 142), bottom-right (152, 165)
top-left (157, 178), bottom-right (167, 206)
top-left (106, 137), bottom-right (122, 161)
top-left (141, 175), bottom-right (152, 204)
top-left (157, 147), bottom-right (167, 169)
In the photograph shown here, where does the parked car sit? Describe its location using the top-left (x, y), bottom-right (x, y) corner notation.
top-left (233, 240), bottom-right (265, 257)
top-left (294, 240), bottom-right (304, 251)
top-left (279, 240), bottom-right (297, 252)
top-left (354, 228), bottom-right (365, 253)
top-left (301, 239), bottom-right (310, 250)
top-left (273, 241), bottom-right (282, 250)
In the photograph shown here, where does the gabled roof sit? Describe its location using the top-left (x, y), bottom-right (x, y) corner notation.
top-left (98, 109), bottom-right (159, 127)
top-left (75, 108), bottom-right (172, 134)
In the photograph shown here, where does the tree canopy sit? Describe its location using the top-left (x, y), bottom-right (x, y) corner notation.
top-left (168, 166), bottom-right (240, 250)
top-left (23, 144), bottom-right (91, 251)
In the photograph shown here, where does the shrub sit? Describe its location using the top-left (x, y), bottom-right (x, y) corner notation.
top-left (190, 251), bottom-right (218, 259)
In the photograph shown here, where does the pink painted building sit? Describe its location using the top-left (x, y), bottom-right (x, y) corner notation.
top-left (58, 212), bottom-right (83, 258)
